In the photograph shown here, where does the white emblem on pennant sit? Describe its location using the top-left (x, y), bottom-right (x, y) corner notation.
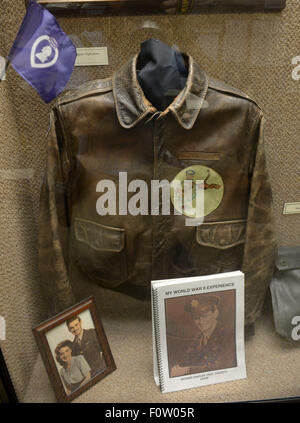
top-left (30, 35), bottom-right (59, 68)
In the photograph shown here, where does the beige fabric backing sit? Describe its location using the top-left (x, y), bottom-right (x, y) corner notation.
top-left (0, 0), bottom-right (299, 402)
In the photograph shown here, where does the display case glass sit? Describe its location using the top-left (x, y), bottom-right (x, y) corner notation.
top-left (0, 0), bottom-right (299, 406)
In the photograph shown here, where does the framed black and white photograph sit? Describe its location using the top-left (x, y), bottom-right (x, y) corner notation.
top-left (33, 296), bottom-right (116, 403)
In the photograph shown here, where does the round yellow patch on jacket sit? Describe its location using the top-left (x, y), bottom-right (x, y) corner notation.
top-left (171, 165), bottom-right (224, 218)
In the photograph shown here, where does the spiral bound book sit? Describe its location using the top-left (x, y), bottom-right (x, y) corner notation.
top-left (151, 271), bottom-right (246, 394)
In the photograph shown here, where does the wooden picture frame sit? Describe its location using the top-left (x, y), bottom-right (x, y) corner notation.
top-left (24, 0), bottom-right (286, 16)
top-left (33, 296), bottom-right (116, 403)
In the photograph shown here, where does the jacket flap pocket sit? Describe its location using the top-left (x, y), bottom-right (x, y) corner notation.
top-left (275, 246), bottom-right (300, 271)
top-left (196, 220), bottom-right (246, 249)
top-left (74, 217), bottom-right (125, 252)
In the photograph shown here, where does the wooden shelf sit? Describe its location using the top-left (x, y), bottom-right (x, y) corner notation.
top-left (24, 0), bottom-right (286, 16)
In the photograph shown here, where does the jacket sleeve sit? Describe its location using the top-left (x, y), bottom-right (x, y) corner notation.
top-left (242, 111), bottom-right (277, 325)
top-left (38, 107), bottom-right (75, 315)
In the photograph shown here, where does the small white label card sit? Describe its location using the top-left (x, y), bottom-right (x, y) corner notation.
top-left (75, 47), bottom-right (108, 66)
top-left (283, 202), bottom-right (300, 215)
top-left (0, 56), bottom-right (6, 80)
top-left (0, 316), bottom-right (6, 340)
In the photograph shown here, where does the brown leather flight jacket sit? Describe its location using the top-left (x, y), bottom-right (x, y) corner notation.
top-left (39, 54), bottom-right (277, 325)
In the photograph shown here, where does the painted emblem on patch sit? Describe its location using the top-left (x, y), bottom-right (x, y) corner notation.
top-left (171, 165), bottom-right (224, 218)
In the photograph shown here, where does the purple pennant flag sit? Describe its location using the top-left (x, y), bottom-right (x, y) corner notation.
top-left (8, 0), bottom-right (77, 103)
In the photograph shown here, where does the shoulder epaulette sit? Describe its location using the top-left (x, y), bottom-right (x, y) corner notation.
top-left (57, 78), bottom-right (113, 106)
top-left (208, 76), bottom-right (261, 110)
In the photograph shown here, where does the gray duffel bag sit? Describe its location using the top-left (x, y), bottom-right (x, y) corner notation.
top-left (270, 246), bottom-right (300, 342)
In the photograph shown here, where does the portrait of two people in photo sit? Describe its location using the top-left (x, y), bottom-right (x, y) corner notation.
top-left (54, 314), bottom-right (106, 395)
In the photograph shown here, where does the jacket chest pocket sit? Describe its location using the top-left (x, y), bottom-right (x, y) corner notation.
top-left (189, 220), bottom-right (247, 274)
top-left (196, 220), bottom-right (246, 249)
top-left (70, 217), bottom-right (128, 288)
top-left (176, 152), bottom-right (222, 162)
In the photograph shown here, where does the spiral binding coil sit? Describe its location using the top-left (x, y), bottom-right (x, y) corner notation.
top-left (152, 288), bottom-right (166, 393)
